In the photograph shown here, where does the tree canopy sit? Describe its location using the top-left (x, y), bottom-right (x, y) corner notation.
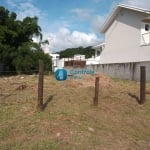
top-left (0, 6), bottom-right (51, 74)
top-left (58, 46), bottom-right (95, 59)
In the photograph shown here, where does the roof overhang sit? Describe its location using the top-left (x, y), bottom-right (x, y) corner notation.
top-left (92, 43), bottom-right (105, 49)
top-left (142, 16), bottom-right (150, 23)
top-left (100, 4), bottom-right (150, 33)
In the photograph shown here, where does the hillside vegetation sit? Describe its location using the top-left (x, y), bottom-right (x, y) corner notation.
top-left (58, 46), bottom-right (95, 58)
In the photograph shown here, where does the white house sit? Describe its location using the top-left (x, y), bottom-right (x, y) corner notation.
top-left (88, 4), bottom-right (150, 80)
top-left (100, 4), bottom-right (150, 64)
top-left (86, 43), bottom-right (105, 65)
top-left (50, 53), bottom-right (60, 72)
top-left (50, 54), bottom-right (87, 72)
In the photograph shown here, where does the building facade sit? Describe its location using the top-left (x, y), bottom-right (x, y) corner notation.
top-left (90, 4), bottom-right (150, 81)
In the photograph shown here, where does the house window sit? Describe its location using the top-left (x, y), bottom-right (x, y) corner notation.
top-left (97, 50), bottom-right (101, 56)
top-left (145, 24), bottom-right (150, 31)
top-left (141, 23), bottom-right (150, 45)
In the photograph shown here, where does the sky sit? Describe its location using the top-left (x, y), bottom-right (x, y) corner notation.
top-left (0, 0), bottom-right (150, 53)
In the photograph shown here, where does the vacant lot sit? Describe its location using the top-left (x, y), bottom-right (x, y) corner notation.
top-left (0, 74), bottom-right (150, 150)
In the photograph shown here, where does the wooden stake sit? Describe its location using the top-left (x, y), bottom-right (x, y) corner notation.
top-left (93, 77), bottom-right (99, 106)
top-left (140, 66), bottom-right (146, 104)
top-left (37, 60), bottom-right (44, 111)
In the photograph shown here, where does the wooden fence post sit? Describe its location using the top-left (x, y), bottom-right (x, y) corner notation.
top-left (93, 77), bottom-right (99, 106)
top-left (37, 60), bottom-right (44, 111)
top-left (140, 66), bottom-right (146, 104)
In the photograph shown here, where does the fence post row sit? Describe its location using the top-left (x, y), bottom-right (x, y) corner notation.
top-left (140, 66), bottom-right (146, 104)
top-left (37, 60), bottom-right (44, 111)
top-left (93, 76), bottom-right (99, 106)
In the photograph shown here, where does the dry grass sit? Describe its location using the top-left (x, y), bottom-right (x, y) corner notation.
top-left (0, 74), bottom-right (150, 150)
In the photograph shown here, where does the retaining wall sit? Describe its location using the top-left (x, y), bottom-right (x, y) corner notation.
top-left (85, 61), bottom-right (150, 81)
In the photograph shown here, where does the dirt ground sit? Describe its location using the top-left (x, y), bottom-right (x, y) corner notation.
top-left (0, 74), bottom-right (150, 150)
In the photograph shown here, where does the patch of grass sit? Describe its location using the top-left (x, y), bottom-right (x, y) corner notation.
top-left (26, 140), bottom-right (59, 150)
top-left (0, 75), bottom-right (150, 149)
top-left (0, 140), bottom-right (59, 150)
top-left (0, 126), bottom-right (12, 140)
top-left (0, 143), bottom-right (22, 150)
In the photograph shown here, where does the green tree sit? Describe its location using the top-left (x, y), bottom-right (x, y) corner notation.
top-left (0, 6), bottom-right (52, 74)
top-left (58, 46), bottom-right (95, 58)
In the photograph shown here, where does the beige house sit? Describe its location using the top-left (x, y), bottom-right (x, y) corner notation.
top-left (89, 4), bottom-right (150, 80)
top-left (100, 4), bottom-right (150, 64)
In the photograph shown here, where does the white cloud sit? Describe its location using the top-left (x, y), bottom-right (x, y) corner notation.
top-left (6, 0), bottom-right (17, 7)
top-left (71, 8), bottom-right (93, 20)
top-left (6, 0), bottom-right (102, 53)
top-left (42, 27), bottom-right (101, 53)
top-left (71, 8), bottom-right (106, 33)
top-left (91, 15), bottom-right (107, 32)
top-left (6, 0), bottom-right (46, 20)
top-left (92, 0), bottom-right (105, 3)
top-left (122, 0), bottom-right (150, 9)
top-left (17, 2), bottom-right (42, 20)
